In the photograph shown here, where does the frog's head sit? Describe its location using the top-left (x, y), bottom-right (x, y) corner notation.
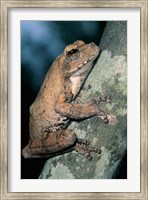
top-left (62, 40), bottom-right (100, 98)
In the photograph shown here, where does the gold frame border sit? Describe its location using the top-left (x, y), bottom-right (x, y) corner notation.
top-left (0, 0), bottom-right (147, 199)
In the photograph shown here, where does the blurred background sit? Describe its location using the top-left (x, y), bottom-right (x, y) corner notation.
top-left (21, 21), bottom-right (126, 179)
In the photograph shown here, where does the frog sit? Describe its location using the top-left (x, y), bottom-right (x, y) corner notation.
top-left (22, 40), bottom-right (112, 160)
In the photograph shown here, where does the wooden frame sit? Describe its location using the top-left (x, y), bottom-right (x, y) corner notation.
top-left (0, 0), bottom-right (147, 199)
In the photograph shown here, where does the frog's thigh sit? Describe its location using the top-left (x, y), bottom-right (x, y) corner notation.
top-left (22, 129), bottom-right (77, 158)
top-left (43, 129), bottom-right (77, 152)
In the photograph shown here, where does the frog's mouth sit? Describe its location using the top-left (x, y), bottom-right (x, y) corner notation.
top-left (74, 56), bottom-right (96, 76)
top-left (68, 53), bottom-right (98, 76)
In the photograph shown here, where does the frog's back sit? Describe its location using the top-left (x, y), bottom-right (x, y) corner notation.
top-left (29, 57), bottom-right (66, 140)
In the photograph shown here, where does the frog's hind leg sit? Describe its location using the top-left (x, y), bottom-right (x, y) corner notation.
top-left (22, 130), bottom-right (101, 160)
top-left (22, 129), bottom-right (77, 159)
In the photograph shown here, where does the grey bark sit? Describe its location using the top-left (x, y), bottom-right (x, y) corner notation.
top-left (39, 21), bottom-right (127, 179)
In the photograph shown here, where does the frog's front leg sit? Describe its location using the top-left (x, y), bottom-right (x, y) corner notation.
top-left (55, 94), bottom-right (110, 123)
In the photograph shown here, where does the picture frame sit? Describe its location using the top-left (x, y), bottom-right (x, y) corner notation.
top-left (0, 0), bottom-right (147, 199)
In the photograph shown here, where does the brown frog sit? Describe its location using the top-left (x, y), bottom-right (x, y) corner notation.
top-left (22, 40), bottom-right (111, 160)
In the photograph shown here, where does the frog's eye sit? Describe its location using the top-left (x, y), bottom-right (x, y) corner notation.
top-left (67, 48), bottom-right (78, 56)
top-left (64, 44), bottom-right (79, 61)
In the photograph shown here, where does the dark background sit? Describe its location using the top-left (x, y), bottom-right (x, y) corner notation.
top-left (21, 21), bottom-right (126, 179)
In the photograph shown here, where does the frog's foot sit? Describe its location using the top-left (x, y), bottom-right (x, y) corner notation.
top-left (90, 96), bottom-right (112, 124)
top-left (107, 114), bottom-right (118, 125)
top-left (74, 138), bottom-right (101, 160)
